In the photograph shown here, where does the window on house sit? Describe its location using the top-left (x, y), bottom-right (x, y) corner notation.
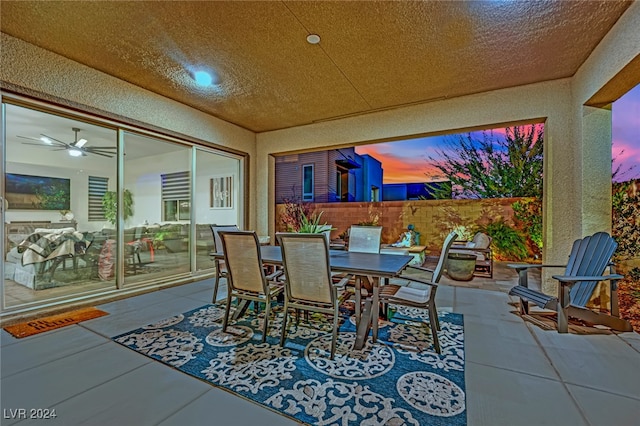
top-left (302, 164), bottom-right (314, 201)
top-left (88, 176), bottom-right (109, 221)
top-left (337, 167), bottom-right (349, 202)
top-left (371, 186), bottom-right (380, 202)
top-left (162, 171), bottom-right (190, 221)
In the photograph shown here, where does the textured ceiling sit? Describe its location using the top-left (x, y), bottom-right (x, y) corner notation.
top-left (0, 1), bottom-right (633, 132)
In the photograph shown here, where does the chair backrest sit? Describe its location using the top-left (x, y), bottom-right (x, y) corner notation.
top-left (564, 232), bottom-right (618, 306)
top-left (348, 225), bottom-right (382, 254)
top-left (433, 231), bottom-right (459, 283)
top-left (219, 230), bottom-right (267, 294)
top-left (471, 232), bottom-right (491, 249)
top-left (277, 232), bottom-right (334, 305)
top-left (211, 224), bottom-right (240, 253)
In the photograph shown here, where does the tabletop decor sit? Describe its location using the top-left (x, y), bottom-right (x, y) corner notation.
top-left (113, 303), bottom-right (466, 425)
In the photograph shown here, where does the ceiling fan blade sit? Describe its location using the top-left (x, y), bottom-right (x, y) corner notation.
top-left (20, 142), bottom-right (53, 147)
top-left (85, 146), bottom-right (117, 150)
top-left (16, 135), bottom-right (43, 142)
top-left (40, 133), bottom-right (71, 147)
top-left (86, 151), bottom-right (114, 158)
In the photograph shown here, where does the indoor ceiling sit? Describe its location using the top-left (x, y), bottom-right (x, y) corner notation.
top-left (0, 1), bottom-right (633, 133)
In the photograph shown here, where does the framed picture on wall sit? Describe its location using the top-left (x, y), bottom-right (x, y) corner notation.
top-left (5, 173), bottom-right (71, 210)
top-left (210, 175), bottom-right (233, 209)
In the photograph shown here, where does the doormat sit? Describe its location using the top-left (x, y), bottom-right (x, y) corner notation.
top-left (114, 303), bottom-right (466, 425)
top-left (3, 307), bottom-right (109, 338)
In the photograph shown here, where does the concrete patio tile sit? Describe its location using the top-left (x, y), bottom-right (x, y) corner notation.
top-left (14, 362), bottom-right (212, 426)
top-left (0, 342), bottom-right (151, 424)
top-left (86, 296), bottom-right (210, 337)
top-left (463, 315), bottom-right (559, 379)
top-left (96, 289), bottom-right (178, 316)
top-left (567, 383), bottom-right (640, 425)
top-left (182, 287), bottom-right (217, 304)
top-left (1, 328), bottom-right (19, 347)
top-left (1, 326), bottom-right (108, 378)
top-left (452, 287), bottom-right (521, 321)
top-left (157, 387), bottom-right (299, 426)
top-left (619, 330), bottom-right (640, 352)
top-left (465, 362), bottom-right (587, 426)
top-left (161, 278), bottom-right (214, 297)
top-left (531, 329), bottom-right (640, 397)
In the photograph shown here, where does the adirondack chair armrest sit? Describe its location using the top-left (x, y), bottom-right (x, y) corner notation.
top-left (507, 263), bottom-right (566, 270)
top-left (508, 263), bottom-right (566, 288)
top-left (551, 274), bottom-right (624, 283)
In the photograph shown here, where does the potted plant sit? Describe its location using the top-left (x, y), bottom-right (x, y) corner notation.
top-left (102, 189), bottom-right (134, 225)
top-left (298, 211), bottom-right (335, 243)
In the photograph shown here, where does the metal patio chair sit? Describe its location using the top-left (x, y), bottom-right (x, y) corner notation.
top-left (277, 232), bottom-right (353, 359)
top-left (379, 231), bottom-right (458, 354)
top-left (218, 230), bottom-right (283, 342)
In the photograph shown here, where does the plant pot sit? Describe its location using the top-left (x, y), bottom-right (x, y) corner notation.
top-left (164, 238), bottom-right (185, 253)
top-left (447, 252), bottom-right (476, 281)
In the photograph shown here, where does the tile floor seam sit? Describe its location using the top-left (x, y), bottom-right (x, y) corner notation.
top-left (0, 338), bottom-right (112, 380)
top-left (618, 335), bottom-right (640, 354)
top-left (560, 381), bottom-right (640, 402)
top-left (465, 359), bottom-right (564, 382)
top-left (525, 321), bottom-right (594, 426)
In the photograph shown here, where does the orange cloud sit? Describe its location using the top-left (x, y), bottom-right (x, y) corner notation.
top-left (357, 144), bottom-right (446, 183)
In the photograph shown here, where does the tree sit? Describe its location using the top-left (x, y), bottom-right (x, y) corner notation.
top-left (426, 125), bottom-right (544, 199)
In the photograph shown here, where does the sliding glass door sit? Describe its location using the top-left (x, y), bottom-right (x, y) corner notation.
top-left (3, 103), bottom-right (118, 308)
top-left (1, 99), bottom-right (245, 314)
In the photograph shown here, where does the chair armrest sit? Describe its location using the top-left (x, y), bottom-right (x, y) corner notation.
top-left (552, 274), bottom-right (624, 283)
top-left (508, 263), bottom-right (565, 270)
top-left (406, 265), bottom-right (434, 273)
top-left (266, 269), bottom-right (284, 281)
top-left (333, 274), bottom-right (354, 289)
top-left (451, 246), bottom-right (491, 252)
top-left (402, 276), bottom-right (437, 288)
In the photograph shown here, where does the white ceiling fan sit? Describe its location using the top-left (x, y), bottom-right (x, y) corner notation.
top-left (18, 127), bottom-right (117, 158)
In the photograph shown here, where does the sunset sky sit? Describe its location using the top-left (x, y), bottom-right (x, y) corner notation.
top-left (356, 84), bottom-right (640, 184)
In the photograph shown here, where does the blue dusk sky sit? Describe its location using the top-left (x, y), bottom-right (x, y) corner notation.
top-left (356, 85), bottom-right (640, 184)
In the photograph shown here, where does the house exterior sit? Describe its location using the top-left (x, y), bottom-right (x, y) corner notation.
top-left (383, 181), bottom-right (452, 201)
top-left (275, 148), bottom-right (383, 203)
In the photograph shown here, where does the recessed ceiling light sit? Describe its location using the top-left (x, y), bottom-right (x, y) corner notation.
top-left (194, 71), bottom-right (213, 86)
top-left (306, 34), bottom-right (321, 44)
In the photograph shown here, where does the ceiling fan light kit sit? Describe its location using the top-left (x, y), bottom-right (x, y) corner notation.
top-left (18, 127), bottom-right (117, 158)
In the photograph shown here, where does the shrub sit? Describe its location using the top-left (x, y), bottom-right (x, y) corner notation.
top-left (477, 219), bottom-right (528, 261)
top-left (512, 197), bottom-right (542, 258)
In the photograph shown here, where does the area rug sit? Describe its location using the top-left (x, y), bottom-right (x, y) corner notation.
top-left (4, 307), bottom-right (108, 338)
top-left (113, 304), bottom-right (466, 425)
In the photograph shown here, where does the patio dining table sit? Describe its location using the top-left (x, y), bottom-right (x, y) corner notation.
top-left (211, 245), bottom-right (413, 350)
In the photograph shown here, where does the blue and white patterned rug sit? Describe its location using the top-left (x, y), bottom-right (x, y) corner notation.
top-left (113, 303), bottom-right (466, 425)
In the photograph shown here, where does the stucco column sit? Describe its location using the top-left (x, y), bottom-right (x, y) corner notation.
top-left (541, 104), bottom-right (613, 295)
top-left (541, 104), bottom-right (582, 295)
top-left (254, 144), bottom-right (272, 238)
top-left (580, 105), bottom-right (613, 236)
